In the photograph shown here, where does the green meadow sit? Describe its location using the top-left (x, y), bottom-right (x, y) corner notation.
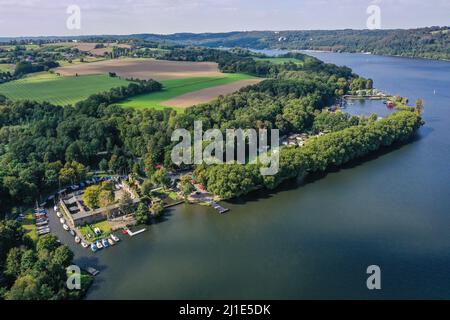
top-left (0, 64), bottom-right (14, 72)
top-left (119, 73), bottom-right (256, 112)
top-left (0, 73), bottom-right (130, 105)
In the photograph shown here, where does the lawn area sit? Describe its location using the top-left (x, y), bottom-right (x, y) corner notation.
top-left (22, 210), bottom-right (37, 241)
top-left (119, 73), bottom-right (256, 112)
top-left (79, 220), bottom-right (112, 242)
top-left (0, 73), bottom-right (130, 105)
top-left (0, 63), bottom-right (14, 72)
top-left (254, 57), bottom-right (304, 65)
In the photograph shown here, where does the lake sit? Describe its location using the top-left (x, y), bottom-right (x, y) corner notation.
top-left (60, 52), bottom-right (450, 299)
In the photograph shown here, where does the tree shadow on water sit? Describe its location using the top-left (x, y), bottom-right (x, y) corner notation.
top-left (226, 130), bottom-right (430, 206)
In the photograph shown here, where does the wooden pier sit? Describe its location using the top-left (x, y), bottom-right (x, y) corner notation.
top-left (206, 200), bottom-right (229, 214)
top-left (124, 227), bottom-right (147, 237)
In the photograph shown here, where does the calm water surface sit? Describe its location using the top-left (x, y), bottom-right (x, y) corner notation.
top-left (56, 52), bottom-right (450, 299)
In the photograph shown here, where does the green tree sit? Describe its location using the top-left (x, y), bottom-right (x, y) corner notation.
top-left (4, 274), bottom-right (40, 300)
top-left (140, 179), bottom-right (154, 198)
top-left (4, 247), bottom-right (23, 279)
top-left (151, 202), bottom-right (164, 218)
top-left (36, 234), bottom-right (60, 253)
top-left (0, 220), bottom-right (25, 268)
top-left (119, 192), bottom-right (134, 215)
top-left (59, 161), bottom-right (86, 185)
top-left (151, 168), bottom-right (171, 190)
top-left (51, 245), bottom-right (74, 267)
top-left (98, 189), bottom-right (114, 208)
top-left (180, 176), bottom-right (195, 199)
top-left (415, 99), bottom-right (424, 115)
top-left (134, 203), bottom-right (149, 225)
top-left (99, 158), bottom-right (109, 172)
top-left (82, 185), bottom-right (101, 209)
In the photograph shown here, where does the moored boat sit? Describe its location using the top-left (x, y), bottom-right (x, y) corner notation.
top-left (59, 217), bottom-right (65, 224)
top-left (81, 241), bottom-right (89, 248)
top-left (96, 241), bottom-right (103, 249)
top-left (108, 238), bottom-right (115, 246)
top-left (75, 236), bottom-right (81, 243)
top-left (90, 243), bottom-right (97, 252)
top-left (110, 234), bottom-right (120, 242)
top-left (102, 239), bottom-right (109, 248)
top-left (56, 211), bottom-right (62, 218)
top-left (63, 224), bottom-right (69, 231)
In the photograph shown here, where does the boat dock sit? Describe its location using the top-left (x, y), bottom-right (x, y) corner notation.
top-left (205, 200), bottom-right (229, 214)
top-left (34, 207), bottom-right (51, 236)
top-left (125, 228), bottom-right (146, 237)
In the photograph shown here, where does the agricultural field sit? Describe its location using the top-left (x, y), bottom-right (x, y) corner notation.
top-left (254, 57), bottom-right (304, 65)
top-left (43, 42), bottom-right (131, 56)
top-left (54, 58), bottom-right (223, 80)
top-left (0, 57), bottom-right (262, 111)
top-left (0, 73), bottom-right (130, 105)
top-left (57, 56), bottom-right (107, 67)
top-left (0, 63), bottom-right (14, 72)
top-left (120, 73), bottom-right (260, 111)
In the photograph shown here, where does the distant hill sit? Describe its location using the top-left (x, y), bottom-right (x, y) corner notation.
top-left (137, 27), bottom-right (450, 60)
top-left (2, 27), bottom-right (449, 60)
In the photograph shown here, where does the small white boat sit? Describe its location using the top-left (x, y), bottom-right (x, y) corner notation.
top-left (69, 229), bottom-right (76, 237)
top-left (102, 239), bottom-right (109, 248)
top-left (108, 238), bottom-right (115, 246)
top-left (56, 212), bottom-right (62, 218)
top-left (59, 217), bottom-right (65, 224)
top-left (53, 205), bottom-right (58, 211)
top-left (75, 236), bottom-right (81, 243)
top-left (110, 234), bottom-right (120, 242)
top-left (81, 241), bottom-right (89, 248)
top-left (63, 224), bottom-right (70, 231)
top-left (96, 241), bottom-right (103, 249)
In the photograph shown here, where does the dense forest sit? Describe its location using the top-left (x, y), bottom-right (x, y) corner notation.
top-left (0, 221), bottom-right (91, 299)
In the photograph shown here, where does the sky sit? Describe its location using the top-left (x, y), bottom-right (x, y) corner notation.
top-left (0, 0), bottom-right (449, 37)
